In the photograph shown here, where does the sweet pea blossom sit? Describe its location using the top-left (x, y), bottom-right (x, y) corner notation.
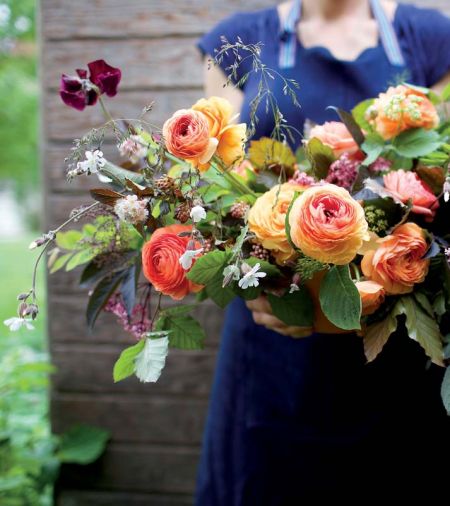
top-left (179, 247), bottom-right (203, 270)
top-left (60, 59), bottom-right (121, 111)
top-left (4, 317), bottom-right (34, 332)
top-left (238, 263), bottom-right (267, 289)
top-left (118, 135), bottom-right (148, 163)
top-left (190, 205), bottom-right (207, 223)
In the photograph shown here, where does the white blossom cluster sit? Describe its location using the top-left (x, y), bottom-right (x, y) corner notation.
top-left (114, 195), bottom-right (149, 224)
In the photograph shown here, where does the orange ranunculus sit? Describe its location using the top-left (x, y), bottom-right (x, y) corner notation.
top-left (162, 109), bottom-right (217, 167)
top-left (192, 96), bottom-right (246, 170)
top-left (288, 184), bottom-right (369, 265)
top-left (383, 169), bottom-right (439, 220)
top-left (355, 280), bottom-right (386, 316)
top-left (361, 222), bottom-right (430, 295)
top-left (248, 183), bottom-right (306, 264)
top-left (142, 224), bottom-right (203, 300)
top-left (368, 84), bottom-right (439, 140)
top-left (308, 121), bottom-right (359, 158)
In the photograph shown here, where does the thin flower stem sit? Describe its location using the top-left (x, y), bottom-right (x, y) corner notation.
top-left (31, 202), bottom-right (99, 304)
top-left (150, 292), bottom-right (163, 329)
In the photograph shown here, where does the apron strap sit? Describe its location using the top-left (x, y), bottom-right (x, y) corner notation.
top-left (279, 0), bottom-right (405, 69)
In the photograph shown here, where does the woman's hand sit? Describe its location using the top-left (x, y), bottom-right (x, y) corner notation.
top-left (246, 296), bottom-right (314, 338)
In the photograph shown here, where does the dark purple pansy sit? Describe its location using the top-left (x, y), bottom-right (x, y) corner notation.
top-left (59, 59), bottom-right (121, 111)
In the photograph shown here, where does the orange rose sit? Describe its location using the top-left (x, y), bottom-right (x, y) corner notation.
top-left (361, 222), bottom-right (430, 295)
top-left (192, 96), bottom-right (246, 170)
top-left (162, 109), bottom-right (217, 167)
top-left (355, 280), bottom-right (385, 316)
top-left (248, 183), bottom-right (306, 264)
top-left (288, 184), bottom-right (369, 265)
top-left (369, 85), bottom-right (439, 140)
top-left (308, 121), bottom-right (359, 158)
top-left (142, 224), bottom-right (203, 300)
top-left (383, 169), bottom-right (439, 220)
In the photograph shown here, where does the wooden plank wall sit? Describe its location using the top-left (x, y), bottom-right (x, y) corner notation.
top-left (40, 1), bottom-right (449, 504)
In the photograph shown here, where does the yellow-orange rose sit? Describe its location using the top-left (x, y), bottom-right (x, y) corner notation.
top-left (192, 96), bottom-right (246, 170)
top-left (248, 183), bottom-right (306, 264)
top-left (162, 109), bottom-right (216, 167)
top-left (361, 222), bottom-right (430, 295)
top-left (355, 280), bottom-right (385, 315)
top-left (368, 85), bottom-right (439, 140)
top-left (308, 121), bottom-right (359, 158)
top-left (288, 184), bottom-right (369, 265)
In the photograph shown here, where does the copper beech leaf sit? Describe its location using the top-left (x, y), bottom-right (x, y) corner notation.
top-left (89, 188), bottom-right (123, 206)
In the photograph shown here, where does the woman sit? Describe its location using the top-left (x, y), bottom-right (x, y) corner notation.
top-left (196, 0), bottom-right (450, 503)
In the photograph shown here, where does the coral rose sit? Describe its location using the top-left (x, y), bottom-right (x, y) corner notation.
top-left (383, 169), bottom-right (439, 220)
top-left (368, 85), bottom-right (439, 140)
top-left (308, 121), bottom-right (359, 158)
top-left (288, 184), bottom-right (369, 265)
top-left (361, 222), bottom-right (430, 295)
top-left (248, 183), bottom-right (306, 264)
top-left (142, 224), bottom-right (203, 300)
top-left (355, 280), bottom-right (385, 316)
top-left (162, 109), bottom-right (217, 167)
top-left (192, 96), bottom-right (246, 170)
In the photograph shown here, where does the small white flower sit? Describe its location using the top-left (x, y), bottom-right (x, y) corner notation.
top-left (238, 262), bottom-right (267, 289)
top-left (444, 181), bottom-right (450, 203)
top-left (114, 195), bottom-right (149, 224)
top-left (179, 247), bottom-right (203, 270)
top-left (118, 135), bottom-right (148, 164)
top-left (76, 150), bottom-right (106, 175)
top-left (135, 335), bottom-right (169, 383)
top-left (190, 205), bottom-right (207, 223)
top-left (4, 317), bottom-right (34, 332)
top-left (223, 265), bottom-right (241, 281)
top-left (289, 283), bottom-right (300, 294)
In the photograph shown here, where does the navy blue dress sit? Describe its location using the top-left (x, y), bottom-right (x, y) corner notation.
top-left (196, 4), bottom-right (450, 503)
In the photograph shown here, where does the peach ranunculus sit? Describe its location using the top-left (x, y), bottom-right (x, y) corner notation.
top-left (162, 109), bottom-right (216, 167)
top-left (368, 84), bottom-right (439, 140)
top-left (361, 222), bottom-right (430, 295)
top-left (288, 184), bottom-right (369, 265)
top-left (248, 183), bottom-right (306, 264)
top-left (383, 169), bottom-right (439, 220)
top-left (192, 96), bottom-right (246, 170)
top-left (232, 159), bottom-right (256, 181)
top-left (355, 280), bottom-right (386, 316)
top-left (142, 224), bottom-right (203, 300)
top-left (308, 121), bottom-right (359, 158)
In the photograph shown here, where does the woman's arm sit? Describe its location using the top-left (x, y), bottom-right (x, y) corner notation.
top-left (202, 58), bottom-right (244, 115)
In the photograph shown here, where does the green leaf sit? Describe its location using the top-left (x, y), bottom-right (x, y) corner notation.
top-left (413, 292), bottom-right (434, 317)
top-left (100, 160), bottom-right (145, 185)
top-left (441, 82), bottom-right (450, 102)
top-left (186, 250), bottom-right (231, 284)
top-left (305, 137), bottom-right (335, 180)
top-left (397, 296), bottom-right (444, 366)
top-left (433, 292), bottom-right (446, 317)
top-left (233, 284), bottom-right (261, 301)
top-left (65, 248), bottom-right (96, 271)
top-left (86, 271), bottom-right (125, 330)
top-left (113, 339), bottom-right (146, 382)
top-left (79, 251), bottom-right (137, 289)
top-left (319, 265), bottom-right (361, 330)
top-left (200, 183), bottom-right (230, 203)
top-left (205, 272), bottom-right (235, 309)
top-left (441, 366), bottom-right (450, 414)
top-left (160, 304), bottom-right (197, 317)
top-left (164, 315), bottom-right (206, 350)
top-left (244, 257), bottom-right (281, 278)
top-left (392, 128), bottom-right (442, 158)
top-left (268, 287), bottom-right (314, 327)
top-left (232, 225), bottom-right (249, 259)
top-left (248, 137), bottom-right (296, 171)
top-left (351, 98), bottom-right (374, 131)
top-left (49, 252), bottom-right (73, 274)
top-left (363, 307), bottom-right (401, 362)
top-left (285, 190), bottom-right (301, 251)
top-left (361, 133), bottom-right (385, 166)
top-left (327, 106), bottom-right (365, 146)
top-left (57, 424), bottom-right (110, 465)
top-left (55, 230), bottom-right (82, 250)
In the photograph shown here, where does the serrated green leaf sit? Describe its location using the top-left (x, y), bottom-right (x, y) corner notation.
top-left (397, 296), bottom-right (444, 366)
top-left (363, 307), bottom-right (401, 362)
top-left (351, 98), bottom-right (374, 131)
top-left (113, 339), bottom-right (146, 382)
top-left (361, 133), bottom-right (385, 166)
top-left (57, 424), bottom-right (110, 464)
top-left (392, 128), bottom-right (441, 158)
top-left (433, 292), bottom-right (446, 317)
top-left (413, 292), bottom-right (434, 317)
top-left (205, 272), bottom-right (235, 309)
top-left (305, 137), bottom-right (335, 180)
top-left (49, 252), bottom-right (73, 274)
top-left (200, 183), bottom-right (230, 203)
top-left (165, 315), bottom-right (205, 350)
top-left (233, 284), bottom-right (261, 300)
top-left (65, 248), bottom-right (96, 271)
top-left (268, 287), bottom-right (314, 327)
top-left (441, 366), bottom-right (450, 414)
top-left (319, 265), bottom-right (361, 330)
top-left (186, 250), bottom-right (231, 284)
top-left (441, 82), bottom-right (450, 102)
top-left (55, 230), bottom-right (83, 250)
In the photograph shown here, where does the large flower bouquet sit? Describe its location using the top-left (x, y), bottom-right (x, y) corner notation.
top-left (8, 56), bottom-right (450, 410)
